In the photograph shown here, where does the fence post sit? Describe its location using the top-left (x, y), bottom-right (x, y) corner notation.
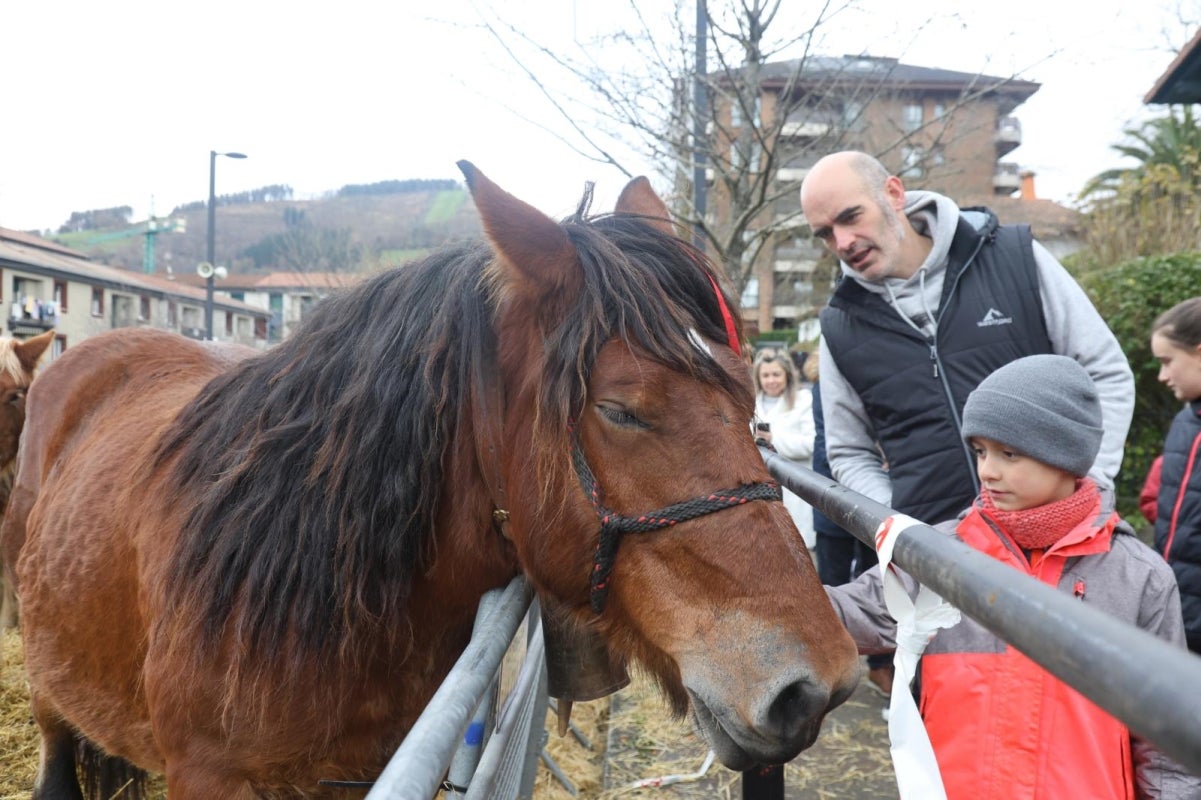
top-left (741, 764), bottom-right (784, 799)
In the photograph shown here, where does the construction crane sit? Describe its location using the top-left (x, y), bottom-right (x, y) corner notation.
top-left (58, 215), bottom-right (186, 274)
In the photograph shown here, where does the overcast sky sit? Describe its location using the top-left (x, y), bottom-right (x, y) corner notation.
top-left (1, 0), bottom-right (1194, 234)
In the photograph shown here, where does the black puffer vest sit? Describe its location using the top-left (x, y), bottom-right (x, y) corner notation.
top-left (820, 210), bottom-right (1051, 525)
top-left (1155, 401), bottom-right (1201, 653)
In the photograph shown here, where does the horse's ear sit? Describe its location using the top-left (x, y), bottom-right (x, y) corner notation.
top-left (14, 330), bottom-right (55, 373)
top-left (615, 176), bottom-right (678, 238)
top-left (458, 160), bottom-right (579, 296)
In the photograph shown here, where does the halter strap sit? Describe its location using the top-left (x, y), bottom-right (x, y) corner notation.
top-left (572, 434), bottom-right (781, 613)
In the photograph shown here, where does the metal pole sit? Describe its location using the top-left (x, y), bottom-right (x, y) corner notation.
top-left (365, 577), bottom-right (533, 800)
top-left (205, 150), bottom-right (217, 340)
top-left (692, 0), bottom-right (707, 251)
top-left (204, 150), bottom-right (246, 340)
top-left (447, 589), bottom-right (505, 788)
top-left (760, 447), bottom-right (1201, 775)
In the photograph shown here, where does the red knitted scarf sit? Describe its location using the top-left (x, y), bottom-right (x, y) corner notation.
top-left (979, 478), bottom-right (1098, 550)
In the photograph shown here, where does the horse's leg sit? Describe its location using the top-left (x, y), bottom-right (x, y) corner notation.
top-left (29, 712), bottom-right (83, 800)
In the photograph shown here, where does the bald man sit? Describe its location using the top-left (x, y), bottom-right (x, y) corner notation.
top-left (802, 151), bottom-right (1133, 525)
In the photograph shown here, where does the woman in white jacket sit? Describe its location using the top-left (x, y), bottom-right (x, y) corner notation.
top-left (752, 350), bottom-right (817, 549)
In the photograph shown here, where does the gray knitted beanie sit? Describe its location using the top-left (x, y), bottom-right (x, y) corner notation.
top-left (960, 354), bottom-right (1103, 477)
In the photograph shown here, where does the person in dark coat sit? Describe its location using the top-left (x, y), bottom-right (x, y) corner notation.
top-left (1150, 296), bottom-right (1201, 654)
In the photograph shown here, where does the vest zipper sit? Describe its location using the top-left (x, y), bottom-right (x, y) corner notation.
top-left (933, 231), bottom-right (989, 493)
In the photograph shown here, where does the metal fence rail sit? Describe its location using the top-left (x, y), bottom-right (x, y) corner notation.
top-left (366, 576), bottom-right (541, 800)
top-left (465, 609), bottom-right (549, 799)
top-left (760, 447), bottom-right (1201, 775)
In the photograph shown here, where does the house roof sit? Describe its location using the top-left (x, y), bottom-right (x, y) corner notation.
top-left (955, 194), bottom-right (1084, 240)
top-left (0, 227), bottom-right (267, 316)
top-left (758, 55), bottom-right (1040, 113)
top-left (1145, 27), bottom-right (1201, 103)
top-left (168, 270), bottom-right (362, 292)
top-left (225, 271), bottom-right (361, 290)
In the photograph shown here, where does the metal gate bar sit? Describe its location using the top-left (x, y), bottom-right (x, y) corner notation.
top-left (465, 608), bottom-right (548, 798)
top-left (366, 576), bottom-right (533, 799)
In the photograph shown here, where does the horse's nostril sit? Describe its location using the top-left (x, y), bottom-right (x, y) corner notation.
top-left (764, 679), bottom-right (825, 739)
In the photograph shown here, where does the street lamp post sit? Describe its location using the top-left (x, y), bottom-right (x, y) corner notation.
top-left (204, 149), bottom-right (247, 340)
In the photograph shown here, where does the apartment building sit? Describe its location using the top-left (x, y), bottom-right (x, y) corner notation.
top-left (712, 54), bottom-right (1041, 332)
top-left (0, 227), bottom-right (270, 357)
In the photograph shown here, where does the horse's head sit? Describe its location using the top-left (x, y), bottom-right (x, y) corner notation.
top-left (460, 162), bottom-right (860, 769)
top-left (0, 330), bottom-right (55, 478)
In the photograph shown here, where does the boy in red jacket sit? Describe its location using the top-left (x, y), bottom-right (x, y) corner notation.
top-left (827, 355), bottom-right (1199, 799)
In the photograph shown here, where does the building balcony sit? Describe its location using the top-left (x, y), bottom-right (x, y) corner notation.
top-left (775, 241), bottom-right (824, 262)
top-left (993, 161), bottom-right (1022, 195)
top-left (779, 120), bottom-right (831, 139)
top-left (7, 316), bottom-right (55, 336)
top-left (8, 300), bottom-right (57, 335)
top-left (995, 116), bottom-right (1022, 157)
top-left (776, 167), bottom-right (810, 183)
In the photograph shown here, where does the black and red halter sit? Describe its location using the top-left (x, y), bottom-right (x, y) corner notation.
top-left (572, 436), bottom-right (781, 613)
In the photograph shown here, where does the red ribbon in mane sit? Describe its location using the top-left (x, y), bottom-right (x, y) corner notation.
top-left (707, 274), bottom-right (741, 356)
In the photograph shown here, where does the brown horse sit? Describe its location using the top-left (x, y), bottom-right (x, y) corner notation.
top-left (0, 329), bottom-right (55, 629)
top-left (3, 164), bottom-right (859, 799)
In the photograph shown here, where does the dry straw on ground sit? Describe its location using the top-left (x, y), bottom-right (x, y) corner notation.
top-left (1, 629), bottom-right (38, 800)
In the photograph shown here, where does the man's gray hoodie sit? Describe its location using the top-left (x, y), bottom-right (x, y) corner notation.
top-left (817, 190), bottom-right (1135, 509)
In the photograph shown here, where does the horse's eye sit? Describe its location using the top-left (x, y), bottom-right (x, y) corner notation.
top-left (6, 390), bottom-right (24, 405)
top-left (598, 404), bottom-right (646, 429)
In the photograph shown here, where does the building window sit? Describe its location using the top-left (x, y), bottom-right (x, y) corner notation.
top-left (933, 102), bottom-right (947, 120)
top-left (901, 145), bottom-right (924, 178)
top-left (842, 100), bottom-right (866, 133)
top-left (111, 295), bottom-right (135, 327)
top-left (139, 296), bottom-right (151, 321)
top-left (91, 287), bottom-right (104, 317)
top-left (225, 311), bottom-right (233, 336)
top-left (167, 301), bottom-right (178, 327)
top-left (53, 280), bottom-right (68, 312)
top-left (740, 276), bottom-right (760, 310)
top-left (53, 334), bottom-right (66, 358)
top-left (903, 103), bottom-right (923, 133)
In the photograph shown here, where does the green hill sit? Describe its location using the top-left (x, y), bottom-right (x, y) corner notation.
top-left (50, 188), bottom-right (482, 276)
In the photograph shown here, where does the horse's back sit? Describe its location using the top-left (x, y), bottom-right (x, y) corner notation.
top-left (3, 328), bottom-right (252, 768)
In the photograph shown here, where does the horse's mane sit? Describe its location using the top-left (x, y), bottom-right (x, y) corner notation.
top-left (0, 342), bottom-right (27, 385)
top-left (160, 190), bottom-right (748, 671)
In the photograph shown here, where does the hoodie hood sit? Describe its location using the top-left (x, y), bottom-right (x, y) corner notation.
top-left (837, 190), bottom-right (968, 337)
